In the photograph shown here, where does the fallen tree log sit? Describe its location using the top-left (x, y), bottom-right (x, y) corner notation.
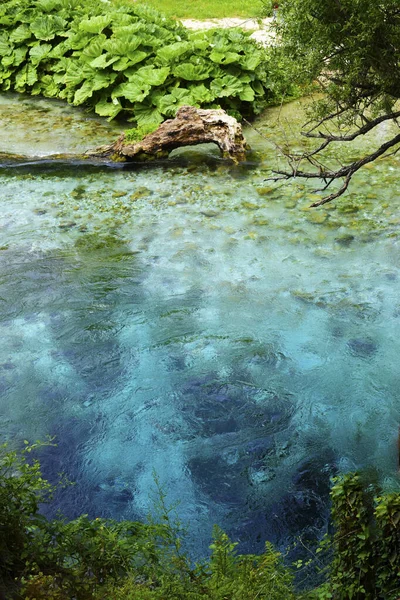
top-left (87, 106), bottom-right (248, 162)
top-left (0, 107), bottom-right (248, 166)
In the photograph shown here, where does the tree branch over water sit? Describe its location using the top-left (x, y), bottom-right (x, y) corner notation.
top-left (271, 0), bottom-right (400, 205)
top-left (269, 131), bottom-right (400, 206)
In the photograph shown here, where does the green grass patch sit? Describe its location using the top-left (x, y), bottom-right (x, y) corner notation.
top-left (133, 0), bottom-right (263, 20)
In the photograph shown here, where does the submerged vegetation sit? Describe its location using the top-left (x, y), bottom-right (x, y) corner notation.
top-left (0, 0), bottom-right (292, 130)
top-left (1, 1), bottom-right (400, 599)
top-left (1, 443), bottom-right (399, 599)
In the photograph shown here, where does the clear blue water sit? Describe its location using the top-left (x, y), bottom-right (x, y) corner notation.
top-left (1, 94), bottom-right (400, 560)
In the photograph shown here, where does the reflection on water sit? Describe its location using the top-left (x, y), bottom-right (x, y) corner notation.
top-left (0, 94), bottom-right (400, 561)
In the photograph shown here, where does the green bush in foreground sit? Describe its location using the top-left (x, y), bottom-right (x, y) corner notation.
top-left (1, 443), bottom-right (399, 599)
top-left (0, 440), bottom-right (61, 591)
top-left (0, 441), bottom-right (295, 599)
top-left (0, 0), bottom-right (292, 130)
top-left (315, 473), bottom-right (400, 600)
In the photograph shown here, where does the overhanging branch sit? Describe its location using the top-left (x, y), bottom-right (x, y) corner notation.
top-left (303, 110), bottom-right (400, 141)
top-left (268, 132), bottom-right (400, 206)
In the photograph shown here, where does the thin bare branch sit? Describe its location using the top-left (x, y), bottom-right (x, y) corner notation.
top-left (303, 103), bottom-right (349, 132)
top-left (301, 138), bottom-right (330, 158)
top-left (315, 177), bottom-right (336, 192)
top-left (267, 132), bottom-right (400, 205)
top-left (302, 91), bottom-right (380, 134)
top-left (303, 110), bottom-right (400, 141)
top-left (310, 174), bottom-right (352, 206)
top-left (311, 132), bottom-right (400, 205)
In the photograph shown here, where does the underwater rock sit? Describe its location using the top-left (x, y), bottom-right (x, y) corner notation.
top-left (0, 362), bottom-right (16, 370)
top-left (58, 221), bottom-right (77, 230)
top-left (255, 186), bottom-right (274, 196)
top-left (252, 217), bottom-right (269, 226)
top-left (245, 436), bottom-right (274, 457)
top-left (347, 337), bottom-right (378, 357)
top-left (384, 271), bottom-right (397, 281)
top-left (89, 106), bottom-right (248, 162)
top-left (337, 203), bottom-right (360, 214)
top-left (201, 210), bottom-right (220, 217)
top-left (335, 234), bottom-right (355, 247)
top-left (271, 490), bottom-right (328, 540)
top-left (188, 454), bottom-right (245, 505)
top-left (291, 290), bottom-right (319, 305)
top-left (262, 454), bottom-right (336, 546)
top-left (284, 200), bottom-right (297, 209)
top-left (114, 488), bottom-right (134, 504)
top-left (242, 201), bottom-right (259, 210)
top-left (292, 454), bottom-right (337, 496)
top-left (305, 210), bottom-right (328, 224)
top-left (248, 464), bottom-right (276, 485)
top-left (130, 187), bottom-right (152, 201)
top-left (206, 416), bottom-right (238, 435)
top-left (71, 185), bottom-right (87, 199)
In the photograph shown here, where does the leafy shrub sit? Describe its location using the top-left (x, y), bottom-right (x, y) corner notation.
top-left (19, 515), bottom-right (181, 599)
top-left (0, 0), bottom-right (290, 129)
top-left (328, 473), bottom-right (377, 599)
top-left (0, 439), bottom-right (55, 596)
top-left (0, 442), bottom-right (295, 600)
top-left (5, 443), bottom-right (398, 600)
top-left (100, 526), bottom-right (295, 600)
top-left (375, 492), bottom-right (400, 598)
top-left (206, 525), bottom-right (295, 599)
top-left (0, 440), bottom-right (170, 598)
top-left (310, 473), bottom-right (400, 600)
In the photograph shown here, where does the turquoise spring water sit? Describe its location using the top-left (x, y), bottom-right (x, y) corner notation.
top-left (1, 93), bottom-right (400, 560)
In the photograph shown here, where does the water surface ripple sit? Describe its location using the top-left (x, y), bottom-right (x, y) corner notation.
top-left (1, 94), bottom-right (400, 560)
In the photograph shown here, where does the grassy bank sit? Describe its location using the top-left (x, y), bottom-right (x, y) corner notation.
top-left (133, 0), bottom-right (264, 20)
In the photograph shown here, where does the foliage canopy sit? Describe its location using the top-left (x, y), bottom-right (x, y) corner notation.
top-left (272, 0), bottom-right (400, 204)
top-left (0, 0), bottom-right (291, 130)
top-left (1, 443), bottom-right (400, 599)
top-left (0, 442), bottom-right (295, 600)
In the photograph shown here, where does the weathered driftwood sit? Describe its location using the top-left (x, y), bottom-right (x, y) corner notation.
top-left (88, 106), bottom-right (248, 162)
top-left (0, 107), bottom-right (248, 166)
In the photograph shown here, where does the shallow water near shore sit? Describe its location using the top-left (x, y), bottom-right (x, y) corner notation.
top-left (1, 93), bottom-right (400, 562)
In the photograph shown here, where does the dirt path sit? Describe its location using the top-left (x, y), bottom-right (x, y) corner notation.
top-left (181, 17), bottom-right (276, 45)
